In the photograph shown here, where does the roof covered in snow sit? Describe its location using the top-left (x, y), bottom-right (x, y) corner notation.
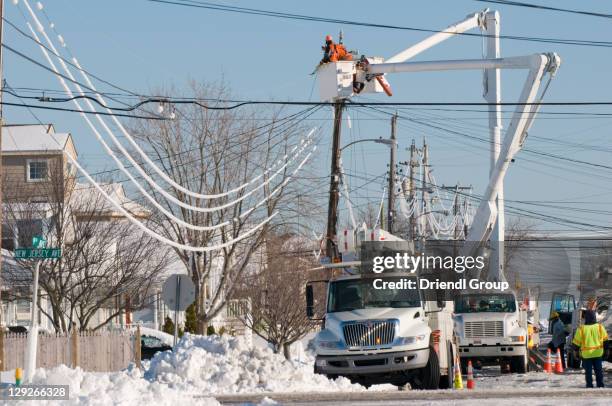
top-left (71, 182), bottom-right (150, 218)
top-left (1, 124), bottom-right (75, 155)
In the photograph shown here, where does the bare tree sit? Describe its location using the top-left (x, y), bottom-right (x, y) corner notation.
top-left (235, 232), bottom-right (317, 359)
top-left (129, 81), bottom-right (314, 334)
top-left (3, 166), bottom-right (169, 332)
top-left (504, 217), bottom-right (538, 288)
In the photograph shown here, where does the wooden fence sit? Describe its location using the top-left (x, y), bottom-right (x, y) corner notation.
top-left (0, 329), bottom-right (138, 372)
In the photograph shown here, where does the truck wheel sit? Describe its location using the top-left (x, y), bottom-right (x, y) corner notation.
top-left (510, 353), bottom-right (527, 373)
top-left (413, 347), bottom-right (440, 390)
top-left (439, 342), bottom-right (453, 389)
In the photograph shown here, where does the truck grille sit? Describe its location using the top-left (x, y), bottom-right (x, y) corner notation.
top-left (464, 320), bottom-right (504, 337)
top-left (343, 320), bottom-right (396, 348)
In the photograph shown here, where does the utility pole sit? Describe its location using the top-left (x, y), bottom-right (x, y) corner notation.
top-left (440, 184), bottom-right (472, 255)
top-left (420, 139), bottom-right (429, 240)
top-left (408, 140), bottom-right (417, 241)
top-left (387, 114), bottom-right (397, 234)
top-left (326, 100), bottom-right (345, 262)
top-left (0, 0), bottom-right (5, 330)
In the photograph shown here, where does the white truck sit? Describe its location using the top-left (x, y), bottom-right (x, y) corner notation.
top-left (454, 292), bottom-right (530, 373)
top-left (306, 271), bottom-right (456, 389)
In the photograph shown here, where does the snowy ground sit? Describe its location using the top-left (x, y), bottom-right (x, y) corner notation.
top-left (3, 333), bottom-right (612, 405)
top-left (3, 333), bottom-right (366, 405)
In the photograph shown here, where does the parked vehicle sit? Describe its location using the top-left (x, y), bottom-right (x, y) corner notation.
top-left (306, 272), bottom-right (456, 389)
top-left (454, 292), bottom-right (529, 373)
top-left (141, 335), bottom-right (172, 360)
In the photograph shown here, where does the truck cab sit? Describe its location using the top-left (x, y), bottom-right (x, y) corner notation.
top-left (307, 272), bottom-right (456, 389)
top-left (454, 292), bottom-right (529, 373)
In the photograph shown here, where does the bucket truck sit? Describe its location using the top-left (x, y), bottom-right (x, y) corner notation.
top-left (307, 231), bottom-right (457, 389)
top-left (308, 8), bottom-right (561, 386)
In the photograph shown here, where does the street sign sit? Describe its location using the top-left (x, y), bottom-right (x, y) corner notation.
top-left (162, 274), bottom-right (196, 311)
top-left (32, 235), bottom-right (47, 249)
top-left (15, 248), bottom-right (61, 259)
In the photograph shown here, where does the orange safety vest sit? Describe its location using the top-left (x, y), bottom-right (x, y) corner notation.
top-left (572, 323), bottom-right (608, 359)
top-left (329, 43), bottom-right (352, 62)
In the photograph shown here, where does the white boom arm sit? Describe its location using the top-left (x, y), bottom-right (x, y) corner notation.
top-left (382, 9), bottom-right (505, 281)
top-left (386, 11), bottom-right (485, 63)
top-left (366, 52), bottom-right (561, 256)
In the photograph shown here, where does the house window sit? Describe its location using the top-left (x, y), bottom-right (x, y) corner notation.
top-left (1, 224), bottom-right (16, 251)
top-left (17, 219), bottom-right (43, 248)
top-left (27, 160), bottom-right (48, 182)
top-left (16, 300), bottom-right (31, 315)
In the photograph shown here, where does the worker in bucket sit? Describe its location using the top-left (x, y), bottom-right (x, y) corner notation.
top-left (320, 35), bottom-right (352, 64)
top-left (572, 309), bottom-right (608, 388)
top-left (548, 311), bottom-right (567, 369)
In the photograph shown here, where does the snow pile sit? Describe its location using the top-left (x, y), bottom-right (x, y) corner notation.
top-left (146, 333), bottom-right (361, 394)
top-left (7, 333), bottom-right (362, 405)
top-left (25, 365), bottom-right (219, 406)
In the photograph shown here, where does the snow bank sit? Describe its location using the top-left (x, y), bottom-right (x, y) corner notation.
top-left (146, 333), bottom-right (361, 394)
top-left (24, 365), bottom-right (218, 406)
top-left (13, 333), bottom-right (361, 404)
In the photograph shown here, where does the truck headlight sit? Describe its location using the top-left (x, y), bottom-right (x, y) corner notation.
top-left (510, 336), bottom-right (525, 343)
top-left (397, 334), bottom-right (426, 345)
top-left (318, 340), bottom-right (342, 349)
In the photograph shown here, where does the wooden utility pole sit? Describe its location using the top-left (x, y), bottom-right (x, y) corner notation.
top-left (325, 100), bottom-right (344, 261)
top-left (420, 139), bottom-right (429, 240)
top-left (0, 0), bottom-right (5, 330)
top-left (408, 140), bottom-right (417, 241)
top-left (387, 114), bottom-right (397, 234)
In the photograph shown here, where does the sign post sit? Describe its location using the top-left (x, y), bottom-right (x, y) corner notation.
top-left (162, 274), bottom-right (195, 346)
top-left (22, 236), bottom-right (61, 383)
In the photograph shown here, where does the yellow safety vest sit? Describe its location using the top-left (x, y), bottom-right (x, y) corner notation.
top-left (527, 324), bottom-right (535, 349)
top-left (572, 323), bottom-right (609, 359)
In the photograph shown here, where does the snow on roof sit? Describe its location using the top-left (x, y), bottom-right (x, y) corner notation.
top-left (71, 182), bottom-right (150, 217)
top-left (1, 124), bottom-right (72, 153)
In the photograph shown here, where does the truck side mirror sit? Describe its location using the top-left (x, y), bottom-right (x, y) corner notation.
top-left (306, 283), bottom-right (315, 318)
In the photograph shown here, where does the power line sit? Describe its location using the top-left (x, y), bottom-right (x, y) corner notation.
top-left (1, 17), bottom-right (142, 98)
top-left (142, 0), bottom-right (612, 48)
top-left (0, 100), bottom-right (162, 119)
top-left (475, 1), bottom-right (612, 20)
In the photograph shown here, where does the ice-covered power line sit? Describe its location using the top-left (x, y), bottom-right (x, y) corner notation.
top-left (20, 1), bottom-right (318, 218)
top-left (20, 0), bottom-right (315, 204)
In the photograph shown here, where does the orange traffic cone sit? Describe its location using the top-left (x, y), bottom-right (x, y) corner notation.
top-left (544, 348), bottom-right (552, 373)
top-left (466, 360), bottom-right (475, 389)
top-left (554, 348), bottom-right (564, 374)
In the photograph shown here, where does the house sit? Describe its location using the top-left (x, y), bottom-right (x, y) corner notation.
top-left (0, 124), bottom-right (255, 340)
top-left (1, 124), bottom-right (77, 251)
top-left (0, 124), bottom-right (159, 332)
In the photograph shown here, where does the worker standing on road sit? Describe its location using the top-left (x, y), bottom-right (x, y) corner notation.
top-left (548, 312), bottom-right (567, 369)
top-left (572, 309), bottom-right (608, 388)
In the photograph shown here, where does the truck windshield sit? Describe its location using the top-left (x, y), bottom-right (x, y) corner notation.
top-left (455, 294), bottom-right (516, 313)
top-left (327, 277), bottom-right (421, 313)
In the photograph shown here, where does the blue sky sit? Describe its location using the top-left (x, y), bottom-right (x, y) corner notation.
top-left (4, 0), bottom-right (612, 232)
